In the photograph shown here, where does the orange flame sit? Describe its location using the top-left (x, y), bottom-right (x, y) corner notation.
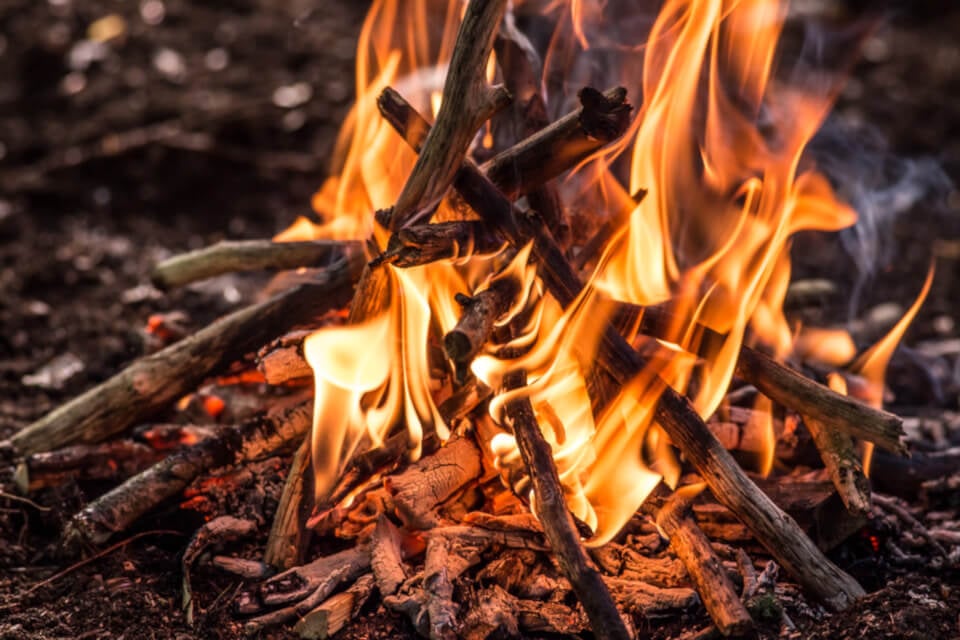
top-left (285, 0), bottom-right (928, 541)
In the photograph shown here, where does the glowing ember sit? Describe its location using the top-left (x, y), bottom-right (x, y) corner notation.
top-left (284, 0), bottom-right (931, 543)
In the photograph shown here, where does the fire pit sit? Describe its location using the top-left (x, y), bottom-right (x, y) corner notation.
top-left (2, 0), bottom-right (959, 638)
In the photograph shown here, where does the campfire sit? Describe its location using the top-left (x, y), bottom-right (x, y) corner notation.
top-left (7, 0), bottom-right (955, 638)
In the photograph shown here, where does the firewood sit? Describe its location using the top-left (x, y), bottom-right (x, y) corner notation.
top-left (603, 578), bottom-right (699, 616)
top-left (293, 574), bottom-right (375, 640)
top-left (591, 543), bottom-right (688, 588)
top-left (647, 485), bottom-right (754, 636)
top-left (211, 556), bottom-right (274, 580)
top-left (424, 533), bottom-right (483, 640)
top-left (385, 436), bottom-right (483, 529)
top-left (462, 585), bottom-right (590, 638)
top-left (65, 395), bottom-right (312, 546)
top-left (263, 436), bottom-right (312, 569)
top-left (151, 239), bottom-right (360, 290)
top-left (806, 413), bottom-right (872, 517)
top-left (430, 523), bottom-right (547, 552)
top-left (241, 546), bottom-right (370, 633)
top-left (257, 331), bottom-right (314, 385)
top-left (383, 573), bottom-right (431, 637)
top-left (503, 373), bottom-right (631, 640)
top-left (379, 89), bottom-right (865, 612)
top-left (444, 278), bottom-right (520, 381)
top-left (735, 347), bottom-right (905, 454)
top-left (370, 515), bottom-right (407, 597)
top-left (182, 515), bottom-right (259, 624)
top-left (15, 440), bottom-right (164, 492)
top-left (8, 258), bottom-right (360, 457)
top-left (371, 222), bottom-right (504, 269)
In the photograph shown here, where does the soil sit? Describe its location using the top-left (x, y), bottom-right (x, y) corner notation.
top-left (1, 1), bottom-right (959, 639)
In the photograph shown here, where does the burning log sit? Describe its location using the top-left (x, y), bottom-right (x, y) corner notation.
top-left (377, 90), bottom-right (865, 611)
top-left (65, 395), bottom-right (312, 546)
top-left (293, 574), bottom-right (376, 640)
top-left (372, 222), bottom-right (504, 269)
top-left (151, 239), bottom-right (360, 290)
top-left (646, 485), bottom-right (754, 636)
top-left (370, 515), bottom-right (407, 597)
top-left (503, 372), bottom-right (631, 640)
top-left (444, 278), bottom-right (520, 381)
top-left (385, 436), bottom-right (483, 529)
top-left (257, 331), bottom-right (314, 386)
top-left (8, 259), bottom-right (360, 457)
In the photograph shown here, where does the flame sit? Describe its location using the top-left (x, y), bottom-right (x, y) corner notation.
top-left (284, 0), bottom-right (929, 542)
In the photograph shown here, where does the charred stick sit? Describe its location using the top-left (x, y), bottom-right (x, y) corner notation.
top-left (646, 486), bottom-right (753, 636)
top-left (15, 440), bottom-right (164, 492)
top-left (257, 331), bottom-right (314, 386)
top-left (504, 372), bottom-right (630, 640)
top-left (381, 93), bottom-right (865, 611)
top-left (371, 221), bottom-right (504, 269)
top-left (65, 396), bottom-right (312, 546)
top-left (444, 278), bottom-right (520, 380)
top-left (151, 239), bottom-right (360, 290)
top-left (370, 516), bottom-right (407, 598)
top-left (8, 258), bottom-right (359, 456)
top-left (806, 413), bottom-right (872, 517)
top-left (263, 436), bottom-right (313, 570)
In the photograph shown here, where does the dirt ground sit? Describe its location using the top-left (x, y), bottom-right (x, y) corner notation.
top-left (1, 1), bottom-right (959, 639)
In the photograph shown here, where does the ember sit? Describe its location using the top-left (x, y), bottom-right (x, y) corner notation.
top-left (3, 0), bottom-right (958, 639)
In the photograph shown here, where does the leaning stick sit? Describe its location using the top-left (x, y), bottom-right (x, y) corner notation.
top-left (151, 239), bottom-right (360, 290)
top-left (378, 92), bottom-right (865, 611)
top-left (503, 372), bottom-right (631, 640)
top-left (65, 395), bottom-right (313, 546)
top-left (645, 485), bottom-right (753, 636)
top-left (263, 436), bottom-right (313, 569)
top-left (8, 257), bottom-right (361, 456)
top-left (444, 277), bottom-right (520, 381)
top-left (371, 221), bottom-right (504, 269)
top-left (735, 348), bottom-right (905, 454)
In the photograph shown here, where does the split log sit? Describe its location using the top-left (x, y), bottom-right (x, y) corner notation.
top-left (647, 486), bottom-right (753, 636)
top-left (380, 89), bottom-right (865, 611)
top-left (293, 574), bottom-right (375, 640)
top-left (8, 258), bottom-right (360, 456)
top-left (385, 436), bottom-right (483, 529)
top-left (65, 395), bottom-right (312, 546)
top-left (371, 222), bottom-right (504, 269)
top-left (257, 331), bottom-right (314, 385)
top-left (241, 546), bottom-right (370, 633)
top-left (735, 348), bottom-right (905, 454)
top-left (503, 372), bottom-right (631, 640)
top-left (151, 239), bottom-right (360, 290)
top-left (263, 436), bottom-right (313, 569)
top-left (370, 515), bottom-right (407, 597)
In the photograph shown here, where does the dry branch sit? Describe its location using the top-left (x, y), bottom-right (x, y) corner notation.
top-left (65, 396), bottom-right (312, 546)
top-left (735, 347), bottom-right (905, 454)
top-left (379, 93), bottom-right (864, 611)
top-left (371, 515), bottom-right (407, 597)
top-left (504, 372), bottom-right (630, 640)
top-left (151, 239), bottom-right (360, 289)
top-left (444, 278), bottom-right (519, 380)
top-left (16, 440), bottom-right (164, 492)
top-left (257, 331), bottom-right (314, 385)
top-left (371, 221), bottom-right (504, 269)
top-left (806, 415), bottom-right (872, 517)
top-left (649, 487), bottom-right (753, 636)
top-left (9, 259), bottom-right (359, 456)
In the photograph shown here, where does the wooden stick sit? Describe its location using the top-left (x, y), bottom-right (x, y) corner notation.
top-left (293, 574), bottom-right (375, 640)
top-left (379, 92), bottom-right (865, 611)
top-left (65, 396), bottom-right (312, 546)
top-left (15, 440), bottom-right (164, 492)
top-left (257, 331), bottom-right (314, 385)
top-left (806, 414), bottom-right (872, 517)
top-left (389, 0), bottom-right (509, 231)
top-left (151, 239), bottom-right (360, 290)
top-left (735, 348), bottom-right (906, 454)
top-left (444, 278), bottom-right (519, 381)
top-left (370, 515), bottom-right (407, 598)
top-left (503, 372), bottom-right (630, 640)
top-left (371, 221), bottom-right (504, 269)
top-left (8, 257), bottom-right (360, 456)
top-left (647, 486), bottom-right (753, 636)
top-left (263, 436), bottom-right (313, 569)
top-left (480, 86), bottom-right (632, 200)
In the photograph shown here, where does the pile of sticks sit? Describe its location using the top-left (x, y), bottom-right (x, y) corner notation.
top-left (6, 0), bottom-right (917, 637)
